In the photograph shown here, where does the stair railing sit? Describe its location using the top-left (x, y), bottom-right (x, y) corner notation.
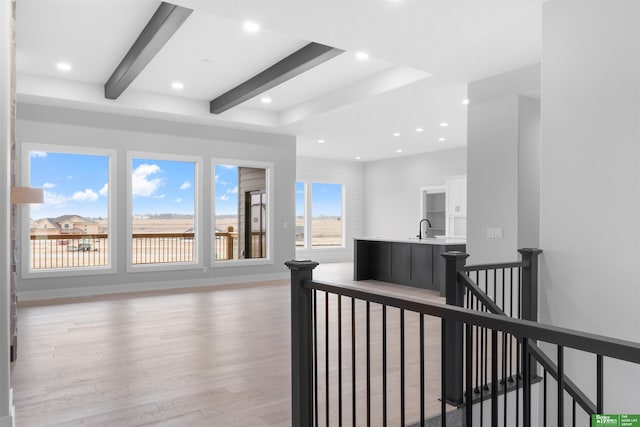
top-left (445, 248), bottom-right (599, 426)
top-left (287, 258), bottom-right (640, 427)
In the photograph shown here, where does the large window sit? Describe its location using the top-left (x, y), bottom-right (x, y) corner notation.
top-left (213, 161), bottom-right (271, 263)
top-left (295, 181), bottom-right (305, 247)
top-left (311, 182), bottom-right (344, 247)
top-left (24, 145), bottom-right (113, 273)
top-left (129, 154), bottom-right (199, 268)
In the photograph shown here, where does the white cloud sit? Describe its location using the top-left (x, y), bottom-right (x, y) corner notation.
top-left (227, 186), bottom-right (238, 194)
top-left (43, 191), bottom-right (68, 209)
top-left (99, 183), bottom-right (108, 196)
top-left (153, 194), bottom-right (166, 199)
top-left (175, 198), bottom-right (182, 203)
top-left (72, 188), bottom-right (99, 202)
top-left (132, 163), bottom-right (163, 197)
top-left (42, 182), bottom-right (56, 189)
top-left (180, 181), bottom-right (191, 190)
top-left (220, 194), bottom-right (229, 201)
top-left (219, 164), bottom-right (235, 169)
top-left (30, 151), bottom-right (47, 158)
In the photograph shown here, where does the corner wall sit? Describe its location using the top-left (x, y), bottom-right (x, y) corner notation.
top-left (466, 65), bottom-right (540, 263)
top-left (540, 0), bottom-right (640, 411)
top-left (16, 103), bottom-right (296, 299)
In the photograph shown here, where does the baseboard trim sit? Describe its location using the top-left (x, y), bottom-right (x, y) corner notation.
top-left (0, 389), bottom-right (15, 427)
top-left (17, 272), bottom-right (289, 301)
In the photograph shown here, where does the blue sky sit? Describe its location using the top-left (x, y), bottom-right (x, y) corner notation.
top-left (214, 164), bottom-right (238, 216)
top-left (311, 183), bottom-right (343, 217)
top-left (30, 151), bottom-right (197, 219)
top-left (30, 151), bottom-right (109, 219)
top-left (30, 150), bottom-right (340, 219)
top-left (296, 182), bottom-right (343, 218)
top-left (131, 158), bottom-right (195, 216)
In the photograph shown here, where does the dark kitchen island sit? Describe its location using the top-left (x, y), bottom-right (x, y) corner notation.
top-left (353, 237), bottom-right (466, 296)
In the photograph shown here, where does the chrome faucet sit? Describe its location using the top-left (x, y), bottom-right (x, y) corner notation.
top-left (417, 218), bottom-right (432, 239)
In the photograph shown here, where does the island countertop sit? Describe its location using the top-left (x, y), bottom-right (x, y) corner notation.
top-left (353, 237), bottom-right (466, 296)
top-left (354, 237), bottom-right (466, 246)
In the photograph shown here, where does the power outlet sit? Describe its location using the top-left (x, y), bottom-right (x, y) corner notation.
top-left (487, 227), bottom-right (503, 239)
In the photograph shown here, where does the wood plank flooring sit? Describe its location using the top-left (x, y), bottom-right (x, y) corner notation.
top-left (11, 263), bottom-right (453, 426)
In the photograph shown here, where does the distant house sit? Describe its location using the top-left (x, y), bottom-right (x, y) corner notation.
top-left (31, 215), bottom-right (100, 235)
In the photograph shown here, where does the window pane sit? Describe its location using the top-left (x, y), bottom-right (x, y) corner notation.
top-left (311, 183), bottom-right (343, 247)
top-left (295, 181), bottom-right (305, 247)
top-left (131, 158), bottom-right (196, 265)
top-left (214, 164), bottom-right (267, 261)
top-left (29, 150), bottom-right (110, 270)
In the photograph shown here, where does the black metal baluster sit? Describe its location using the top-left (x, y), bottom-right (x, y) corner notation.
top-left (483, 307), bottom-right (489, 392)
top-left (326, 292), bottom-right (330, 427)
top-left (509, 268), bottom-right (514, 383)
top-left (382, 305), bottom-right (387, 427)
top-left (572, 400), bottom-right (576, 427)
top-left (420, 313), bottom-right (425, 427)
top-left (465, 323), bottom-right (473, 427)
top-left (516, 340), bottom-right (520, 427)
top-left (366, 301), bottom-right (371, 427)
top-left (543, 370), bottom-right (547, 427)
top-left (491, 330), bottom-right (498, 427)
top-left (352, 298), bottom-right (356, 427)
top-left (558, 345), bottom-right (564, 427)
top-left (474, 295), bottom-right (480, 394)
top-left (338, 295), bottom-right (343, 427)
top-left (441, 317), bottom-right (447, 427)
top-left (597, 354), bottom-right (603, 414)
top-left (401, 309), bottom-right (405, 427)
top-left (314, 290), bottom-right (319, 427)
top-left (523, 337), bottom-right (531, 427)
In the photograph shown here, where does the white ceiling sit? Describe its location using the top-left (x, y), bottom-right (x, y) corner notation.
top-left (15, 0), bottom-right (545, 162)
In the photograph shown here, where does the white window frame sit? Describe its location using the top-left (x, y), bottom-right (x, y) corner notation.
top-left (20, 143), bottom-right (117, 278)
top-left (295, 181), bottom-right (307, 249)
top-left (310, 181), bottom-right (346, 249)
top-left (211, 158), bottom-right (274, 268)
top-left (126, 151), bottom-right (203, 273)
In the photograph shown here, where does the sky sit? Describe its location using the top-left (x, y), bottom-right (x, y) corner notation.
top-left (30, 151), bottom-right (110, 219)
top-left (29, 150), bottom-right (341, 220)
top-left (214, 164), bottom-right (238, 216)
top-left (30, 151), bottom-right (196, 219)
top-left (297, 182), bottom-right (343, 218)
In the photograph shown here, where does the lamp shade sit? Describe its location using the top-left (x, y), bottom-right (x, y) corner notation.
top-left (11, 187), bottom-right (44, 204)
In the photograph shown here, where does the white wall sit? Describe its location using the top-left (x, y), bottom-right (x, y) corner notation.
top-left (540, 0), bottom-right (640, 412)
top-left (16, 103), bottom-right (297, 299)
top-left (0, 1), bottom-right (14, 425)
top-left (466, 65), bottom-right (540, 263)
top-left (362, 148), bottom-right (466, 239)
top-left (296, 157), bottom-right (363, 263)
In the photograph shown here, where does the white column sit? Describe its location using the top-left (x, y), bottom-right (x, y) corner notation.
top-left (0, 0), bottom-right (14, 425)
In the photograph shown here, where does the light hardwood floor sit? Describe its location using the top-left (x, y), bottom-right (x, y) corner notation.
top-left (11, 263), bottom-right (453, 426)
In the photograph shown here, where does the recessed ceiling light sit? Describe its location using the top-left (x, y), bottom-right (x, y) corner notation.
top-left (261, 97), bottom-right (272, 104)
top-left (462, 99), bottom-right (470, 105)
top-left (440, 122), bottom-right (449, 127)
top-left (415, 128), bottom-right (424, 132)
top-left (355, 156), bottom-right (361, 160)
top-left (171, 81), bottom-right (184, 90)
top-left (243, 20), bottom-right (261, 33)
top-left (396, 149), bottom-right (403, 153)
top-left (393, 132), bottom-right (400, 137)
top-left (438, 137), bottom-right (446, 142)
top-left (355, 51), bottom-right (370, 61)
top-left (317, 139), bottom-right (325, 144)
top-left (56, 62), bottom-right (72, 72)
